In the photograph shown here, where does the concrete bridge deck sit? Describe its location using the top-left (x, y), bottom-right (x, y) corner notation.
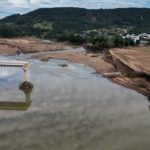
top-left (0, 61), bottom-right (28, 67)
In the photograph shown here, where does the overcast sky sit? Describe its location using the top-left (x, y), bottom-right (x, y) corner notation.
top-left (0, 0), bottom-right (150, 18)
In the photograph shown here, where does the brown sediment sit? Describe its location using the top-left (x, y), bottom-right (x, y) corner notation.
top-left (104, 47), bottom-right (150, 98)
top-left (33, 50), bottom-right (116, 74)
top-left (0, 37), bottom-right (70, 55)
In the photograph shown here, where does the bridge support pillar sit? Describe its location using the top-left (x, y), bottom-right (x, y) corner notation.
top-left (23, 64), bottom-right (29, 82)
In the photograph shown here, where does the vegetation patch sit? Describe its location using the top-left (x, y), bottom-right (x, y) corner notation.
top-left (33, 22), bottom-right (53, 31)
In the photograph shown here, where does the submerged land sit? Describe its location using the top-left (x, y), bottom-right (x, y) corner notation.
top-left (0, 37), bottom-right (149, 98)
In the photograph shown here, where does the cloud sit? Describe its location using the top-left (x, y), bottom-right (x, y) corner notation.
top-left (8, 0), bottom-right (29, 7)
top-left (0, 0), bottom-right (150, 18)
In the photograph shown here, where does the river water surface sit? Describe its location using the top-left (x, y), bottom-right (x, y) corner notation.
top-left (0, 54), bottom-right (149, 150)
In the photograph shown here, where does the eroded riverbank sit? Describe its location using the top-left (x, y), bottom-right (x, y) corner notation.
top-left (104, 47), bottom-right (150, 98)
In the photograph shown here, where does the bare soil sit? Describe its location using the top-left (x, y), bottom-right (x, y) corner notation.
top-left (33, 51), bottom-right (116, 74)
top-left (106, 46), bottom-right (150, 98)
top-left (0, 37), bottom-right (69, 55)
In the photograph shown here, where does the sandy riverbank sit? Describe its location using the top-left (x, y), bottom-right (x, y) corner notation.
top-left (33, 50), bottom-right (115, 74)
top-left (0, 37), bottom-right (70, 55)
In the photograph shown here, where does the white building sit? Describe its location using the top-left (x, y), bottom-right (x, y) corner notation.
top-left (125, 34), bottom-right (140, 44)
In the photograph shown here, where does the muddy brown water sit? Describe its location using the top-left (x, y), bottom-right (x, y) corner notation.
top-left (0, 55), bottom-right (149, 150)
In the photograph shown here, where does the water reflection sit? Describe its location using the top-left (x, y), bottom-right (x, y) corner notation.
top-left (0, 56), bottom-right (149, 150)
top-left (0, 81), bottom-right (33, 111)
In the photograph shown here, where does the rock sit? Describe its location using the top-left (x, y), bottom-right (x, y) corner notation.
top-left (91, 55), bottom-right (99, 57)
top-left (58, 64), bottom-right (68, 67)
top-left (102, 72), bottom-right (121, 78)
top-left (41, 57), bottom-right (49, 61)
top-left (133, 78), bottom-right (147, 88)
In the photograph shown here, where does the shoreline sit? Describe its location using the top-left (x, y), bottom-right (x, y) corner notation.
top-left (104, 47), bottom-right (150, 98)
top-left (0, 37), bottom-right (149, 99)
top-left (33, 47), bottom-right (150, 99)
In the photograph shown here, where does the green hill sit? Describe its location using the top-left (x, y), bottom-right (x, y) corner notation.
top-left (0, 7), bottom-right (150, 38)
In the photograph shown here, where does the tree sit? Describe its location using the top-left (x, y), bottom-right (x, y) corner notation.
top-left (114, 35), bottom-right (124, 47)
top-left (92, 36), bottom-right (109, 51)
top-left (68, 34), bottom-right (85, 45)
top-left (124, 38), bottom-right (130, 47)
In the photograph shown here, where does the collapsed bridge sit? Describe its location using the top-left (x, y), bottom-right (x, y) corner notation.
top-left (0, 61), bottom-right (29, 81)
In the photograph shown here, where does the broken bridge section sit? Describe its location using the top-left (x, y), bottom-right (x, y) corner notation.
top-left (0, 61), bottom-right (30, 82)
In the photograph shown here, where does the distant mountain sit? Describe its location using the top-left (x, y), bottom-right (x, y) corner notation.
top-left (0, 7), bottom-right (150, 38)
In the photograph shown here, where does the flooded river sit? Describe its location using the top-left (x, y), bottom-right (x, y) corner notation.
top-left (0, 55), bottom-right (149, 150)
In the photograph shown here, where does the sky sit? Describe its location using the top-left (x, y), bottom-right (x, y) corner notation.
top-left (0, 0), bottom-right (150, 18)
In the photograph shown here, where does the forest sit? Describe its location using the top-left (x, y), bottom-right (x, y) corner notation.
top-left (0, 7), bottom-right (150, 39)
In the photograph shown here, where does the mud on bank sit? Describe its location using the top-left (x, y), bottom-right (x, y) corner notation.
top-left (104, 47), bottom-right (150, 98)
top-left (0, 37), bottom-right (70, 55)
